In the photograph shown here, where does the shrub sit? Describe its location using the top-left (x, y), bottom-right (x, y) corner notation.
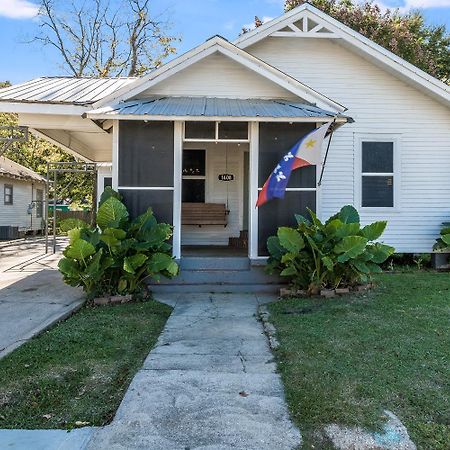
top-left (432, 223), bottom-right (450, 252)
top-left (266, 205), bottom-right (394, 293)
top-left (58, 188), bottom-right (179, 298)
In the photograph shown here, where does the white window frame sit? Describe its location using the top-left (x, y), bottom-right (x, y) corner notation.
top-left (355, 134), bottom-right (401, 212)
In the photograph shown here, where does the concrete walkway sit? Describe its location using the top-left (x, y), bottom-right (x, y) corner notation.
top-left (87, 293), bottom-right (301, 450)
top-left (0, 238), bottom-right (83, 358)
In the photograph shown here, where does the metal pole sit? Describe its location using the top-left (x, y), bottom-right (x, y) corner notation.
top-left (45, 163), bottom-right (49, 254)
top-left (318, 120), bottom-right (336, 187)
top-left (53, 170), bottom-right (57, 254)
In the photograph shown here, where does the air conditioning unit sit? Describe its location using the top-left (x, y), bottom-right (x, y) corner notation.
top-left (0, 226), bottom-right (19, 240)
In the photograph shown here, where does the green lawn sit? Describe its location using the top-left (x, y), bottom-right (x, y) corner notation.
top-left (268, 272), bottom-right (450, 450)
top-left (0, 300), bottom-right (171, 429)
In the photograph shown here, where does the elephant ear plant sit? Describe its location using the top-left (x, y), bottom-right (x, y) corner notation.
top-left (58, 188), bottom-right (179, 299)
top-left (432, 223), bottom-right (450, 252)
top-left (266, 205), bottom-right (394, 294)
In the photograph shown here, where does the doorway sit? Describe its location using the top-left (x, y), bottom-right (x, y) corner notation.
top-left (181, 141), bottom-right (249, 256)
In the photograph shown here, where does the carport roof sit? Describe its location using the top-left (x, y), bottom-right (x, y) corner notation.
top-left (0, 157), bottom-right (46, 183)
top-left (0, 77), bottom-right (136, 105)
top-left (87, 97), bottom-right (352, 122)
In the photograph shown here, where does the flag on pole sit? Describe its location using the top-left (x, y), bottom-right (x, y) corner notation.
top-left (256, 122), bottom-right (332, 207)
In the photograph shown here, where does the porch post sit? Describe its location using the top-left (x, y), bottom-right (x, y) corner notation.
top-left (249, 121), bottom-right (259, 260)
top-left (112, 120), bottom-right (119, 190)
top-left (173, 121), bottom-right (183, 259)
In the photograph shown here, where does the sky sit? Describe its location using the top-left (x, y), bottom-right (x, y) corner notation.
top-left (0, 0), bottom-right (449, 84)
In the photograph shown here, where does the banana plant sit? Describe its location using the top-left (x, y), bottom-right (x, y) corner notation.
top-left (266, 205), bottom-right (394, 292)
top-left (58, 188), bottom-right (179, 299)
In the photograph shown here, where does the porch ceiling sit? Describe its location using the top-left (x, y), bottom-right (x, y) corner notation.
top-left (87, 97), bottom-right (352, 123)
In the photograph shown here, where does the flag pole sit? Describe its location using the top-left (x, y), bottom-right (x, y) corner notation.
top-left (318, 118), bottom-right (336, 187)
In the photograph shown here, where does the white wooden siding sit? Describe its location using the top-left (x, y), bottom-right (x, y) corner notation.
top-left (248, 37), bottom-right (450, 252)
top-left (141, 53), bottom-right (296, 100)
top-left (0, 177), bottom-right (45, 231)
top-left (182, 142), bottom-right (247, 246)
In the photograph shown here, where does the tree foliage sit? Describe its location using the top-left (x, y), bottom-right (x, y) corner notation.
top-left (284, 0), bottom-right (450, 83)
top-left (34, 0), bottom-right (179, 77)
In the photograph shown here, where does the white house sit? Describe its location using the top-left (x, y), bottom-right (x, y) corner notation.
top-left (0, 3), bottom-right (448, 260)
top-left (0, 156), bottom-right (46, 237)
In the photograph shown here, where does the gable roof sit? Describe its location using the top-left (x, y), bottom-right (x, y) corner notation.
top-left (0, 157), bottom-right (46, 183)
top-left (93, 36), bottom-right (346, 113)
top-left (0, 77), bottom-right (136, 106)
top-left (234, 3), bottom-right (450, 107)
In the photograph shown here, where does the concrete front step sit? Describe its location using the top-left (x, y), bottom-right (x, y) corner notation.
top-left (155, 266), bottom-right (282, 286)
top-left (180, 256), bottom-right (250, 271)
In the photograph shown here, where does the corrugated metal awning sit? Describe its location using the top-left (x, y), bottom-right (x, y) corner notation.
top-left (0, 77), bottom-right (137, 105)
top-left (88, 97), bottom-right (352, 122)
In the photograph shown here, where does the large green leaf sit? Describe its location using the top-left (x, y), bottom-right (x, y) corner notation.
top-left (295, 214), bottom-right (310, 226)
top-left (367, 243), bottom-right (395, 263)
top-left (278, 227), bottom-right (305, 253)
top-left (140, 223), bottom-right (173, 247)
top-left (334, 236), bottom-right (368, 262)
top-left (123, 254), bottom-right (148, 274)
top-left (103, 228), bottom-right (127, 240)
top-left (130, 208), bottom-right (158, 237)
top-left (60, 218), bottom-right (89, 232)
top-left (99, 187), bottom-right (122, 207)
top-left (68, 227), bottom-right (81, 244)
top-left (97, 197), bottom-right (129, 230)
top-left (441, 234), bottom-right (450, 245)
top-left (360, 221), bottom-right (387, 241)
top-left (339, 205), bottom-right (360, 224)
top-left (351, 259), bottom-right (370, 274)
top-left (58, 258), bottom-right (80, 278)
top-left (64, 239), bottom-right (96, 262)
top-left (280, 266), bottom-right (298, 277)
top-left (267, 236), bottom-right (285, 259)
top-left (166, 261), bottom-right (179, 277)
top-left (322, 256), bottom-right (334, 271)
top-left (85, 249), bottom-right (103, 277)
top-left (148, 252), bottom-right (176, 273)
top-left (335, 222), bottom-right (361, 239)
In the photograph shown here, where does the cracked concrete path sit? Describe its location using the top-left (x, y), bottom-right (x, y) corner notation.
top-left (0, 238), bottom-right (83, 358)
top-left (87, 293), bottom-right (301, 450)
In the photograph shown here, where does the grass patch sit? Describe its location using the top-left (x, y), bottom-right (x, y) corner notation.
top-left (268, 272), bottom-right (450, 450)
top-left (0, 300), bottom-right (171, 429)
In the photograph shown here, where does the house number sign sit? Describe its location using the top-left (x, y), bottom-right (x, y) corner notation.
top-left (218, 173), bottom-right (234, 182)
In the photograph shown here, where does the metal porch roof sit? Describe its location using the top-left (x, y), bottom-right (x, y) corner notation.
top-left (89, 97), bottom-right (349, 120)
top-left (0, 77), bottom-right (137, 105)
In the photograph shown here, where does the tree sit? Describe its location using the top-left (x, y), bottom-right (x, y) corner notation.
top-left (283, 0), bottom-right (450, 84)
top-left (34, 0), bottom-right (179, 77)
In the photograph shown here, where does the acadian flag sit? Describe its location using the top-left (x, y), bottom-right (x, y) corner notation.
top-left (256, 122), bottom-right (333, 207)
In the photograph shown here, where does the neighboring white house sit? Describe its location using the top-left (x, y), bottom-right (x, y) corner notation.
top-left (0, 3), bottom-right (448, 258)
top-left (0, 156), bottom-right (46, 236)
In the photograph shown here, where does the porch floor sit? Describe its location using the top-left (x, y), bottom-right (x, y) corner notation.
top-left (181, 245), bottom-right (247, 258)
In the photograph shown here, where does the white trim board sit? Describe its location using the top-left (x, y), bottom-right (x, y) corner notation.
top-left (234, 4), bottom-right (450, 107)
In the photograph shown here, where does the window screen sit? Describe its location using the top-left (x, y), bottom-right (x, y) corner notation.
top-left (361, 141), bottom-right (394, 208)
top-left (218, 122), bottom-right (248, 140)
top-left (36, 189), bottom-right (43, 218)
top-left (185, 122), bottom-right (215, 140)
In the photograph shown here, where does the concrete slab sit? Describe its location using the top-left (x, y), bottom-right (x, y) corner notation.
top-left (87, 293), bottom-right (301, 450)
top-left (0, 427), bottom-right (96, 450)
top-left (0, 238), bottom-right (83, 358)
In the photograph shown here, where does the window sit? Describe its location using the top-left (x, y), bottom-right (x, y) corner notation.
top-left (184, 121), bottom-right (249, 141)
top-left (4, 184), bottom-right (13, 205)
top-left (360, 139), bottom-right (396, 208)
top-left (36, 189), bottom-right (43, 218)
top-left (182, 150), bottom-right (206, 203)
top-left (103, 177), bottom-right (112, 189)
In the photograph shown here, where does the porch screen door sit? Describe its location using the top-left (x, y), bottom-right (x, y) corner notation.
top-left (258, 122), bottom-right (317, 256)
top-left (118, 121), bottom-right (174, 225)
